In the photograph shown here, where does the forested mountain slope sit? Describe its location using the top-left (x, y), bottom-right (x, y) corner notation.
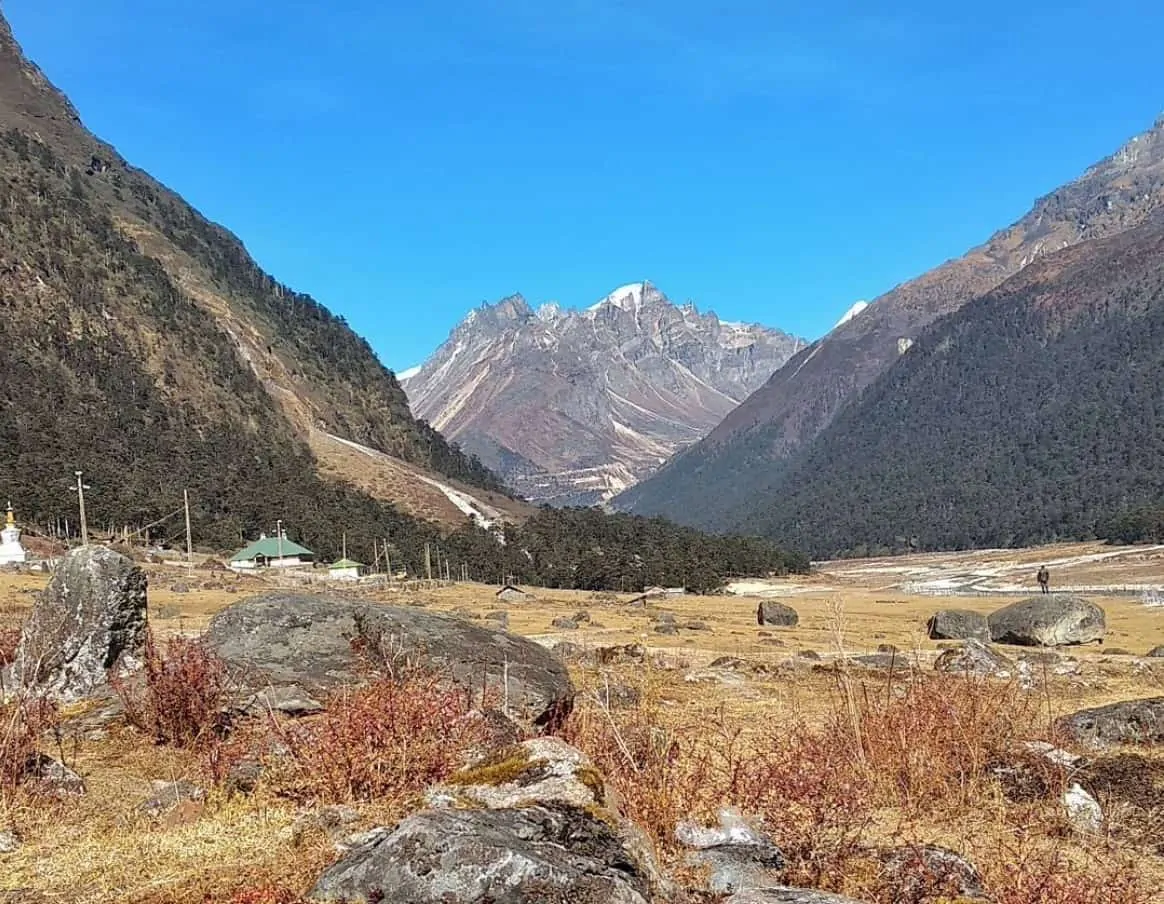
top-left (0, 10), bottom-right (505, 557)
top-left (618, 116), bottom-right (1164, 529)
top-left (746, 215), bottom-right (1164, 558)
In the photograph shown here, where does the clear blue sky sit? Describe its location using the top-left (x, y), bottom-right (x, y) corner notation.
top-left (6, 1), bottom-right (1163, 370)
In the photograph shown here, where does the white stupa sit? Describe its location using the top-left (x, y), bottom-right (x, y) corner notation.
top-left (0, 503), bottom-right (27, 565)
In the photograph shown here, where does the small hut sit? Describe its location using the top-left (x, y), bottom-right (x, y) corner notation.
top-left (328, 558), bottom-right (364, 581)
top-left (496, 584), bottom-right (531, 603)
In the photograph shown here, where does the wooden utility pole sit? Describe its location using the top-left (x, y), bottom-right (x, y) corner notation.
top-left (75, 471), bottom-right (89, 546)
top-left (425, 543), bottom-right (432, 581)
top-left (383, 538), bottom-right (392, 585)
top-left (183, 489), bottom-right (193, 563)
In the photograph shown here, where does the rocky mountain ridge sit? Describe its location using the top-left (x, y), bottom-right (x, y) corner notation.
top-left (404, 282), bottom-right (803, 505)
top-left (617, 114), bottom-right (1164, 528)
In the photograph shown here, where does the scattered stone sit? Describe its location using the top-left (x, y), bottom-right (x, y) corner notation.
top-left (292, 804), bottom-right (361, 845)
top-left (758, 639), bottom-right (786, 647)
top-left (852, 652), bottom-right (914, 671)
top-left (25, 754), bottom-right (85, 795)
top-left (879, 845), bottom-right (986, 901)
top-left (138, 780), bottom-right (206, 818)
top-left (224, 759), bottom-right (264, 795)
top-left (204, 594), bottom-right (575, 730)
top-left (1063, 782), bottom-right (1104, 833)
top-left (428, 737), bottom-right (607, 811)
top-left (483, 610), bottom-right (509, 628)
top-left (595, 643), bottom-right (646, 665)
top-left (169, 582), bottom-right (190, 594)
top-left (757, 601), bottom-right (798, 628)
top-left (876, 643), bottom-right (899, 654)
top-left (451, 607), bottom-right (481, 621)
top-left (1146, 646), bottom-right (1164, 658)
top-left (573, 610), bottom-right (592, 624)
top-left (552, 641), bottom-right (587, 662)
top-left (1023, 740), bottom-right (1085, 769)
top-left (686, 620), bottom-right (712, 632)
top-left (551, 617), bottom-right (579, 631)
top-left (797, 650), bottom-right (821, 661)
top-left (1103, 648), bottom-right (1132, 656)
top-left (308, 804), bottom-right (655, 904)
top-left (988, 595), bottom-right (1105, 647)
top-left (0, 830), bottom-right (19, 853)
top-left (652, 611), bottom-right (677, 625)
top-left (243, 684), bottom-right (324, 717)
top-left (676, 808), bottom-right (785, 893)
top-left (654, 623), bottom-right (679, 636)
top-left (926, 609), bottom-right (991, 643)
top-left (7, 546), bottom-right (147, 702)
top-left (934, 639), bottom-right (1013, 678)
top-left (727, 888), bottom-right (867, 904)
top-left (1057, 697), bottom-right (1164, 746)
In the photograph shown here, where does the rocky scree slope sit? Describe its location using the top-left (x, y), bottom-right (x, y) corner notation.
top-left (0, 12), bottom-right (505, 550)
top-left (404, 282), bottom-right (802, 506)
top-left (618, 116), bottom-right (1164, 529)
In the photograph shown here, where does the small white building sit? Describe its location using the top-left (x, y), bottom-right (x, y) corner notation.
top-left (0, 503), bottom-right (27, 565)
top-left (327, 557), bottom-right (364, 581)
top-left (230, 532), bottom-right (315, 571)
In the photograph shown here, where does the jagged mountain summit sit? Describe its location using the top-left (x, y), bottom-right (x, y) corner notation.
top-left (0, 10), bottom-right (519, 557)
top-left (403, 282), bottom-right (804, 506)
top-left (617, 114), bottom-right (1164, 529)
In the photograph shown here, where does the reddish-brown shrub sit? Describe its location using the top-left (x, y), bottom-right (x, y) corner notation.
top-left (983, 844), bottom-right (1152, 904)
top-left (0, 696), bottom-right (58, 797)
top-left (115, 629), bottom-right (231, 749)
top-left (0, 626), bottom-right (20, 667)
top-left (225, 885), bottom-right (302, 904)
top-left (266, 671), bottom-right (486, 806)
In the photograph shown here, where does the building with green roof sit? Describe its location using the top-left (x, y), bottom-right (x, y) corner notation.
top-left (229, 532), bottom-right (315, 570)
top-left (327, 557), bottom-right (365, 581)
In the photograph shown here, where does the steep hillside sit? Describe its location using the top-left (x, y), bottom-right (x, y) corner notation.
top-left (404, 282), bottom-right (803, 505)
top-left (618, 116), bottom-right (1164, 527)
top-left (746, 214), bottom-right (1164, 557)
top-left (0, 11), bottom-right (506, 558)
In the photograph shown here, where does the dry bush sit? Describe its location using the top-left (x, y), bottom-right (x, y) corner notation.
top-left (266, 671), bottom-right (486, 806)
top-left (982, 844), bottom-right (1153, 904)
top-left (840, 674), bottom-right (1043, 815)
top-left (115, 629), bottom-right (231, 749)
top-left (0, 696), bottom-right (58, 798)
top-left (0, 626), bottom-right (20, 666)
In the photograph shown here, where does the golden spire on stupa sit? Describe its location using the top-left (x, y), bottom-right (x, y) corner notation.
top-left (5, 502), bottom-right (13, 528)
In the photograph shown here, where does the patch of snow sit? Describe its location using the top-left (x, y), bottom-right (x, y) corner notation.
top-left (397, 365), bottom-right (421, 381)
top-left (588, 282), bottom-right (647, 312)
top-left (832, 301), bottom-right (869, 330)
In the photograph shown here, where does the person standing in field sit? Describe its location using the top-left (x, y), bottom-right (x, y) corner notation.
top-left (1037, 565), bottom-right (1050, 594)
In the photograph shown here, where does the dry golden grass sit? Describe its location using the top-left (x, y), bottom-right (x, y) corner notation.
top-left (2, 542), bottom-right (1163, 902)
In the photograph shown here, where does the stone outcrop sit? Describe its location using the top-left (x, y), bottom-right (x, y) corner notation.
top-left (7, 546), bottom-right (147, 702)
top-left (988, 596), bottom-right (1105, 647)
top-left (1057, 698), bottom-right (1164, 746)
top-left (757, 601), bottom-right (799, 628)
top-left (203, 593), bottom-right (574, 729)
top-left (934, 639), bottom-right (1014, 678)
top-left (926, 609), bottom-right (991, 643)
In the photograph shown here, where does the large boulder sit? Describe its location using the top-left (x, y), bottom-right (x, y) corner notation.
top-left (203, 593), bottom-right (574, 729)
top-left (987, 596), bottom-right (1105, 647)
top-left (757, 601), bottom-right (799, 627)
top-left (676, 808), bottom-right (785, 893)
top-left (926, 609), bottom-right (991, 643)
top-left (7, 546), bottom-right (147, 702)
top-left (307, 804), bottom-right (654, 903)
top-left (1056, 698), bottom-right (1164, 747)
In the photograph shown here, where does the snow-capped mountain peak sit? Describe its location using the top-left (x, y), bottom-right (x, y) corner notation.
top-left (397, 364), bottom-right (421, 381)
top-left (833, 301), bottom-right (870, 330)
top-left (404, 285), bottom-right (804, 506)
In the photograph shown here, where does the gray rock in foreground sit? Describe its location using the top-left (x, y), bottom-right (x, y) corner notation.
top-left (8, 547), bottom-right (147, 702)
top-left (1057, 697), bottom-right (1164, 746)
top-left (676, 808), bottom-right (785, 894)
top-left (203, 593), bottom-right (574, 729)
top-left (757, 601), bottom-right (799, 627)
top-left (926, 609), bottom-right (991, 643)
top-left (306, 805), bottom-right (653, 904)
top-left (934, 639), bottom-right (1014, 678)
top-left (727, 888), bottom-right (868, 903)
top-left (988, 595), bottom-right (1105, 647)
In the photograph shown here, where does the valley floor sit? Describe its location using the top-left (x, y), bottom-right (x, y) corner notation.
top-left (2, 541), bottom-right (1163, 902)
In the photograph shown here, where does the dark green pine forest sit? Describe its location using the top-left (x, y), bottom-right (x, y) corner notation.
top-left (744, 216), bottom-right (1164, 559)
